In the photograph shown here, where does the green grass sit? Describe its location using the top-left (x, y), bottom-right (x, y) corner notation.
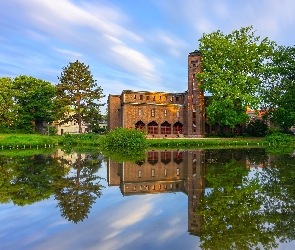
top-left (0, 134), bottom-right (60, 149)
top-left (146, 137), bottom-right (268, 149)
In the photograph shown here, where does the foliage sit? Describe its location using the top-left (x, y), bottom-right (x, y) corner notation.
top-left (12, 75), bottom-right (57, 133)
top-left (100, 128), bottom-right (148, 153)
top-left (261, 46), bottom-right (295, 130)
top-left (60, 133), bottom-right (102, 147)
top-left (196, 26), bottom-right (276, 128)
top-left (266, 132), bottom-right (294, 145)
top-left (0, 77), bottom-right (16, 128)
top-left (57, 60), bottom-right (105, 133)
top-left (246, 119), bottom-right (268, 137)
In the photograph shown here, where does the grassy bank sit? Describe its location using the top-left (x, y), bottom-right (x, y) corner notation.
top-left (147, 137), bottom-right (268, 149)
top-left (0, 133), bottom-right (268, 149)
top-left (1, 133), bottom-right (293, 152)
top-left (0, 134), bottom-right (60, 149)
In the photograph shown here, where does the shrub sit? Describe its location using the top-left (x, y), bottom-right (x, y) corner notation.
top-left (100, 128), bottom-right (148, 152)
top-left (266, 132), bottom-right (294, 145)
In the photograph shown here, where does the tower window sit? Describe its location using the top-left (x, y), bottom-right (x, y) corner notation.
top-left (134, 95), bottom-right (136, 99)
top-left (138, 109), bottom-right (142, 116)
top-left (146, 96), bottom-right (150, 100)
top-left (140, 95), bottom-right (143, 100)
top-left (164, 110), bottom-right (167, 116)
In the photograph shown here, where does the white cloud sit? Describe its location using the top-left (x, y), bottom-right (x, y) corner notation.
top-left (111, 45), bottom-right (159, 82)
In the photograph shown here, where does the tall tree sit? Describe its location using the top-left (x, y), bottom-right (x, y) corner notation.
top-left (262, 46), bottom-right (295, 130)
top-left (196, 26), bottom-right (276, 128)
top-left (12, 75), bottom-right (57, 132)
top-left (57, 60), bottom-right (104, 133)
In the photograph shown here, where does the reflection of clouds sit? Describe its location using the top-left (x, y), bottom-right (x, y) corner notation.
top-left (0, 184), bottom-right (199, 250)
top-left (109, 198), bottom-right (153, 229)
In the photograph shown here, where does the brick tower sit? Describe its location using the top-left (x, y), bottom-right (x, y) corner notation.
top-left (185, 51), bottom-right (205, 137)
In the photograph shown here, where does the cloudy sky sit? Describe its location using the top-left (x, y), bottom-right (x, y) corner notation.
top-left (1, 0), bottom-right (295, 113)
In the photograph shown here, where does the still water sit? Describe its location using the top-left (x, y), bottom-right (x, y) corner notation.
top-left (1, 148), bottom-right (295, 250)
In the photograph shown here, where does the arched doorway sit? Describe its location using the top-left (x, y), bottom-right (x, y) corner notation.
top-left (135, 120), bottom-right (145, 131)
top-left (148, 121), bottom-right (158, 135)
top-left (161, 121), bottom-right (171, 135)
top-left (173, 122), bottom-right (183, 135)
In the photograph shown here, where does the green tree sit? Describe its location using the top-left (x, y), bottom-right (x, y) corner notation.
top-left (262, 46), bottom-right (295, 130)
top-left (197, 26), bottom-right (276, 128)
top-left (0, 77), bottom-right (16, 130)
top-left (12, 75), bottom-right (57, 133)
top-left (57, 61), bottom-right (105, 133)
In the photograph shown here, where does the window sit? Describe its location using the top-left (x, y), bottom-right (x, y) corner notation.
top-left (151, 109), bottom-right (155, 117)
top-left (133, 186), bottom-right (136, 191)
top-left (134, 95), bottom-right (136, 99)
top-left (176, 97), bottom-right (179, 101)
top-left (170, 96), bottom-right (173, 102)
top-left (164, 169), bottom-right (167, 176)
top-left (153, 96), bottom-right (155, 101)
top-left (164, 110), bottom-right (167, 116)
top-left (146, 185), bottom-right (149, 190)
top-left (152, 169), bottom-right (155, 177)
top-left (138, 170), bottom-right (142, 178)
top-left (138, 109), bottom-right (142, 116)
top-left (140, 95), bottom-right (143, 100)
top-left (177, 110), bottom-right (180, 117)
top-left (177, 168), bottom-right (180, 176)
top-left (146, 96), bottom-right (150, 101)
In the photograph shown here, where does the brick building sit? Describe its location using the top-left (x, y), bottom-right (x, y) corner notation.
top-left (108, 51), bottom-right (206, 138)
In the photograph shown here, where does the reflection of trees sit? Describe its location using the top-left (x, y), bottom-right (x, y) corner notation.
top-left (54, 152), bottom-right (105, 223)
top-left (258, 154), bottom-right (295, 244)
top-left (0, 152), bottom-right (104, 224)
top-left (0, 154), bottom-right (66, 206)
top-left (197, 160), bottom-right (278, 250)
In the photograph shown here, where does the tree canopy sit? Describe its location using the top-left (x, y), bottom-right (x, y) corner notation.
top-left (57, 60), bottom-right (105, 133)
top-left (197, 26), bottom-right (276, 128)
top-left (262, 46), bottom-right (295, 130)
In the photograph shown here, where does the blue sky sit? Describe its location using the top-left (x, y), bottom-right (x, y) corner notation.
top-left (1, 0), bottom-right (295, 113)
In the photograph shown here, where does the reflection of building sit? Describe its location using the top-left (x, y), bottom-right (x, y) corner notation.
top-left (108, 149), bottom-right (248, 236)
top-left (53, 149), bottom-right (88, 167)
top-left (107, 150), bottom-right (206, 236)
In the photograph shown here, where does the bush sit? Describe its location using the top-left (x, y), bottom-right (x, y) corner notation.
top-left (246, 120), bottom-right (268, 137)
top-left (100, 128), bottom-right (148, 152)
top-left (266, 132), bottom-right (294, 145)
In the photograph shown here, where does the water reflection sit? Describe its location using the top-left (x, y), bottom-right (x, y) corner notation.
top-left (108, 148), bottom-right (295, 249)
top-left (0, 149), bottom-right (105, 223)
top-left (1, 148), bottom-right (295, 249)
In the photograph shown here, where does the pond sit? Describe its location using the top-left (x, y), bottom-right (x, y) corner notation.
top-left (1, 148), bottom-right (295, 249)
